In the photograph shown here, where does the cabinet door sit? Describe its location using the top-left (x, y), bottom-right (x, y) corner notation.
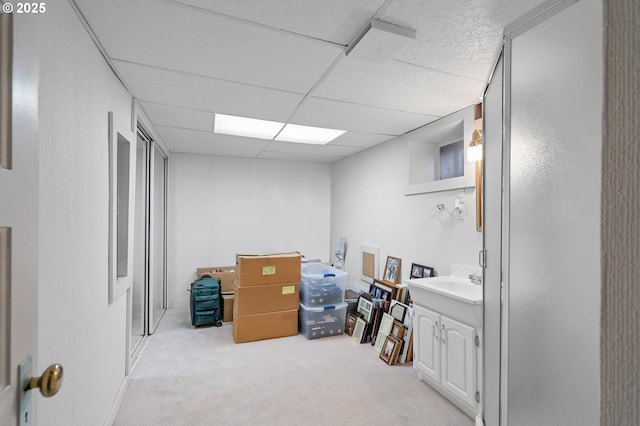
top-left (413, 305), bottom-right (440, 382)
top-left (441, 315), bottom-right (477, 409)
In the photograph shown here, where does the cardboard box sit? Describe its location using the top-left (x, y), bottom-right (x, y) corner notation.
top-left (196, 266), bottom-right (235, 293)
top-left (222, 293), bottom-right (234, 323)
top-left (235, 253), bottom-right (301, 286)
top-left (234, 282), bottom-right (299, 316)
top-left (233, 309), bottom-right (298, 343)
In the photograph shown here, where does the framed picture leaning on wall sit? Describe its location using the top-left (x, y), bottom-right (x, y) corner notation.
top-left (382, 256), bottom-right (401, 284)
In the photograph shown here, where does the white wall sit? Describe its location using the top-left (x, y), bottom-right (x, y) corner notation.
top-left (330, 105), bottom-right (483, 291)
top-left (169, 154), bottom-right (331, 307)
top-left (36, 2), bottom-right (132, 423)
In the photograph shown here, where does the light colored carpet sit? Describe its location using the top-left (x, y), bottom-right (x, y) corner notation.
top-left (114, 307), bottom-right (473, 426)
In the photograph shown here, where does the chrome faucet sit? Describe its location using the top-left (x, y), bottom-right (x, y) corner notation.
top-left (469, 272), bottom-right (483, 285)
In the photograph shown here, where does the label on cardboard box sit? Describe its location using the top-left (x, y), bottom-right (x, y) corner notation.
top-left (262, 266), bottom-right (276, 276)
top-left (236, 253), bottom-right (301, 286)
top-left (281, 285), bottom-right (295, 295)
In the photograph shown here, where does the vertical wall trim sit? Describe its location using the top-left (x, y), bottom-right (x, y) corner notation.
top-left (0, 10), bottom-right (12, 170)
top-left (499, 36), bottom-right (512, 426)
top-left (601, 0), bottom-right (640, 424)
top-left (0, 227), bottom-right (10, 390)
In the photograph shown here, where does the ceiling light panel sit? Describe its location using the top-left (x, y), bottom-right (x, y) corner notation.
top-left (275, 124), bottom-right (346, 145)
top-left (214, 114), bottom-right (285, 140)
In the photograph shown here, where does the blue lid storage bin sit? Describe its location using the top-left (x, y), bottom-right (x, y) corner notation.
top-left (300, 264), bottom-right (347, 307)
top-left (299, 302), bottom-right (347, 340)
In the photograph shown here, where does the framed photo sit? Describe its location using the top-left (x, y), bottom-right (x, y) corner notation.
top-left (353, 317), bottom-right (367, 343)
top-left (389, 302), bottom-right (407, 323)
top-left (369, 281), bottom-right (392, 301)
top-left (382, 256), bottom-right (401, 284)
top-left (391, 321), bottom-right (405, 340)
top-left (357, 296), bottom-right (373, 323)
top-left (380, 336), bottom-right (401, 365)
top-left (410, 263), bottom-right (435, 279)
top-left (345, 313), bottom-right (358, 336)
top-left (373, 313), bottom-right (395, 355)
top-left (378, 313), bottom-right (395, 336)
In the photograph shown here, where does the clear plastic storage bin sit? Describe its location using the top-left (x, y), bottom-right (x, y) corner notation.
top-left (299, 302), bottom-right (347, 340)
top-left (300, 263), bottom-right (347, 307)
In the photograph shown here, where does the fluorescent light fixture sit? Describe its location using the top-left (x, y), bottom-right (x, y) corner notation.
top-left (214, 113), bottom-right (284, 140)
top-left (346, 19), bottom-right (417, 63)
top-left (275, 124), bottom-right (346, 145)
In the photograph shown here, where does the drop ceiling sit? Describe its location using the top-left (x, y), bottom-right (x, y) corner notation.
top-left (72, 0), bottom-right (545, 163)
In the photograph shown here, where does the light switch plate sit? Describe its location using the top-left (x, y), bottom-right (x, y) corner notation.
top-left (18, 355), bottom-right (33, 426)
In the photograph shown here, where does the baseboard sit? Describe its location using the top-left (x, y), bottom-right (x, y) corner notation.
top-left (103, 375), bottom-right (130, 426)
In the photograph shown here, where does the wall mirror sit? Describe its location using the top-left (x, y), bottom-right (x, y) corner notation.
top-left (108, 111), bottom-right (136, 303)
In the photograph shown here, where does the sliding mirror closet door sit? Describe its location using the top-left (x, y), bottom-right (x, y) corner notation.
top-left (131, 134), bottom-right (147, 355)
top-left (130, 129), bottom-right (168, 363)
top-left (149, 144), bottom-right (167, 332)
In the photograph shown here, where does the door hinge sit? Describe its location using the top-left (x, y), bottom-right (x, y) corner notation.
top-left (475, 335), bottom-right (480, 347)
top-left (475, 391), bottom-right (481, 403)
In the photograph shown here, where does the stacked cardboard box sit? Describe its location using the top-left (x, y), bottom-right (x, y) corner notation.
top-left (196, 266), bottom-right (236, 322)
top-left (233, 253), bottom-right (301, 343)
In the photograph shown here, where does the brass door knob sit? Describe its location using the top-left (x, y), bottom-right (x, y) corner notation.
top-left (25, 364), bottom-right (63, 397)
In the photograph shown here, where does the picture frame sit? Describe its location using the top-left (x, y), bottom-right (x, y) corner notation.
top-left (382, 256), bottom-right (401, 284)
top-left (389, 302), bottom-right (407, 323)
top-left (391, 321), bottom-right (405, 340)
top-left (410, 263), bottom-right (435, 279)
top-left (373, 313), bottom-right (395, 355)
top-left (357, 296), bottom-right (373, 323)
top-left (369, 280), bottom-right (392, 301)
top-left (360, 244), bottom-right (379, 285)
top-left (345, 312), bottom-right (358, 336)
top-left (379, 336), bottom-right (401, 365)
top-left (352, 317), bottom-right (367, 343)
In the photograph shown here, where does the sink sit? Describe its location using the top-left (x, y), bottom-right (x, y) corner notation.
top-left (407, 276), bottom-right (482, 303)
top-left (405, 267), bottom-right (483, 327)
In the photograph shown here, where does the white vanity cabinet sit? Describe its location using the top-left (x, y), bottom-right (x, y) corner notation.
top-left (414, 305), bottom-right (479, 415)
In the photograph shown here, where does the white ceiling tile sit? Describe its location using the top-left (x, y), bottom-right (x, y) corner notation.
top-left (328, 132), bottom-right (393, 149)
top-left (292, 97), bottom-right (439, 135)
top-left (140, 101), bottom-right (213, 131)
top-left (75, 0), bottom-right (343, 93)
top-left (264, 141), bottom-right (361, 157)
top-left (258, 151), bottom-right (343, 164)
top-left (380, 0), bottom-right (547, 81)
top-left (172, 0), bottom-right (386, 45)
top-left (156, 126), bottom-right (269, 154)
top-left (314, 59), bottom-right (484, 116)
top-left (114, 61), bottom-right (303, 122)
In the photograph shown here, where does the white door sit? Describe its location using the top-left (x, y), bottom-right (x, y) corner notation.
top-left (441, 316), bottom-right (476, 409)
top-left (1, 10), bottom-right (60, 425)
top-left (413, 305), bottom-right (440, 382)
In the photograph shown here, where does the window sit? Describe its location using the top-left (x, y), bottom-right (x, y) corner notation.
top-left (405, 107), bottom-right (476, 195)
top-left (439, 140), bottom-right (464, 180)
